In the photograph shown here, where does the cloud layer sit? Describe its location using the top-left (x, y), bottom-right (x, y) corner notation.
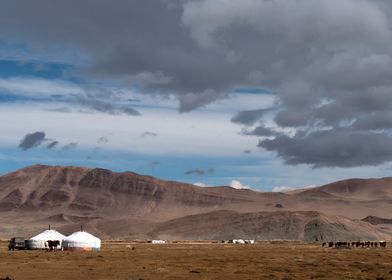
top-left (2, 0), bottom-right (392, 167)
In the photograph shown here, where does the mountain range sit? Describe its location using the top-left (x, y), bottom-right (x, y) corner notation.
top-left (0, 164), bottom-right (391, 241)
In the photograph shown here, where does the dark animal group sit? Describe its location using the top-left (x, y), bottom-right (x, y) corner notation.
top-left (46, 240), bottom-right (60, 251)
top-left (322, 241), bottom-right (387, 248)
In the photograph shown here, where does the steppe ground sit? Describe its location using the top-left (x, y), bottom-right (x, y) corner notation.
top-left (0, 241), bottom-right (391, 280)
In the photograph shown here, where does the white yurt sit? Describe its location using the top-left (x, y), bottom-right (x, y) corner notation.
top-left (27, 226), bottom-right (65, 250)
top-left (62, 228), bottom-right (101, 251)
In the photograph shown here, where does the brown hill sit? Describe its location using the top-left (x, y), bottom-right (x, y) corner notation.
top-left (0, 164), bottom-right (288, 219)
top-left (362, 216), bottom-right (392, 225)
top-left (293, 178), bottom-right (392, 200)
top-left (0, 164), bottom-right (392, 240)
top-left (150, 210), bottom-right (388, 242)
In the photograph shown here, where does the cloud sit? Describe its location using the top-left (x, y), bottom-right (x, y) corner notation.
top-left (231, 109), bottom-right (271, 125)
top-left (241, 125), bottom-right (277, 137)
top-left (46, 140), bottom-right (59, 149)
top-left (259, 129), bottom-right (392, 168)
top-left (229, 180), bottom-right (251, 190)
top-left (97, 136), bottom-right (109, 144)
top-left (243, 149), bottom-right (251, 154)
top-left (141, 131), bottom-right (158, 138)
top-left (76, 89), bottom-right (141, 116)
top-left (19, 131), bottom-right (46, 150)
top-left (0, 77), bottom-right (141, 116)
top-left (2, 0), bottom-right (392, 167)
top-left (272, 184), bottom-right (317, 192)
top-left (62, 142), bottom-right (77, 151)
top-left (193, 182), bottom-right (209, 187)
top-left (185, 168), bottom-right (215, 175)
top-left (271, 186), bottom-right (295, 193)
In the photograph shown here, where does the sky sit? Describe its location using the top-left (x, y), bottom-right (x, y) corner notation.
top-left (1, 0), bottom-right (392, 191)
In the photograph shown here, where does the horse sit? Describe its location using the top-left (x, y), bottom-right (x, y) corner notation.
top-left (47, 240), bottom-right (60, 251)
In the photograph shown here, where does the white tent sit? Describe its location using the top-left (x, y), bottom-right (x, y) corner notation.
top-left (62, 231), bottom-right (101, 251)
top-left (27, 229), bottom-right (66, 250)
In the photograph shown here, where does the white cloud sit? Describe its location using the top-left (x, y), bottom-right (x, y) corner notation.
top-left (272, 186), bottom-right (295, 192)
top-left (0, 77), bottom-right (83, 97)
top-left (272, 184), bottom-right (318, 192)
top-left (230, 180), bottom-right (251, 190)
top-left (193, 182), bottom-right (209, 187)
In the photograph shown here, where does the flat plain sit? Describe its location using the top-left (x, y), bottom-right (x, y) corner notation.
top-left (0, 241), bottom-right (392, 280)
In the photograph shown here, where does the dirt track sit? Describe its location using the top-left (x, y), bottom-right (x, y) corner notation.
top-left (0, 241), bottom-right (392, 279)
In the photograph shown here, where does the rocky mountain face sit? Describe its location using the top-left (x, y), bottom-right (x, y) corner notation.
top-left (0, 165), bottom-right (391, 241)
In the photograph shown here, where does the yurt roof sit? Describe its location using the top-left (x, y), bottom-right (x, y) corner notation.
top-left (30, 229), bottom-right (66, 241)
top-left (63, 231), bottom-right (100, 242)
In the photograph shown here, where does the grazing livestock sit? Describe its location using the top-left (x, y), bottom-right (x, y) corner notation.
top-left (47, 240), bottom-right (60, 251)
top-left (324, 240), bottom-right (387, 249)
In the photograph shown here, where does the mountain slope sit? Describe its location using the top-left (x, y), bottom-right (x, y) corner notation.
top-left (293, 178), bottom-right (392, 200)
top-left (0, 165), bottom-right (288, 221)
top-left (1, 165), bottom-right (392, 240)
top-left (149, 210), bottom-right (388, 242)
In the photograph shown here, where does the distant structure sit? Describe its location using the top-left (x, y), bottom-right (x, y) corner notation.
top-left (228, 239), bottom-right (255, 244)
top-left (62, 227), bottom-right (101, 251)
top-left (150, 240), bottom-right (166, 244)
top-left (26, 225), bottom-right (65, 250)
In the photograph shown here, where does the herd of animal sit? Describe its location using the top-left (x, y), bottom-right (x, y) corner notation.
top-left (322, 241), bottom-right (387, 248)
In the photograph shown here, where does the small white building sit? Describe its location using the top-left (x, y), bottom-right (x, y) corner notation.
top-left (151, 240), bottom-right (166, 244)
top-left (27, 228), bottom-right (65, 250)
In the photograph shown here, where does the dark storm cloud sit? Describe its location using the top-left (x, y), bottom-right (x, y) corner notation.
top-left (2, 0), bottom-right (392, 167)
top-left (0, 0), bottom-right (239, 111)
top-left (185, 168), bottom-right (215, 175)
top-left (353, 112), bottom-right (392, 131)
top-left (19, 131), bottom-right (46, 150)
top-left (259, 129), bottom-right (392, 168)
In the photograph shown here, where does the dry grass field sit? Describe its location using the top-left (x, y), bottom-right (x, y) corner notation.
top-left (0, 241), bottom-right (391, 280)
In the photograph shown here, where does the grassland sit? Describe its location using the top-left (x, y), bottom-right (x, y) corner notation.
top-left (0, 241), bottom-right (391, 279)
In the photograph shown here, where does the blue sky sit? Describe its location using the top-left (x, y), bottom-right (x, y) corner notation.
top-left (1, 1), bottom-right (392, 191)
